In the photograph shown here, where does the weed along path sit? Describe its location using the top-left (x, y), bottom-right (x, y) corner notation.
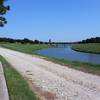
top-left (0, 47), bottom-right (100, 100)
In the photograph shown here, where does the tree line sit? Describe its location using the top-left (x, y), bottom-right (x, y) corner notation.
top-left (0, 37), bottom-right (69, 44)
top-left (78, 37), bottom-right (100, 43)
top-left (0, 37), bottom-right (47, 44)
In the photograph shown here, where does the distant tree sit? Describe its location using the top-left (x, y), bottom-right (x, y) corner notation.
top-left (0, 0), bottom-right (10, 27)
top-left (80, 37), bottom-right (100, 43)
top-left (34, 40), bottom-right (40, 44)
top-left (85, 39), bottom-right (90, 43)
top-left (39, 41), bottom-right (44, 44)
top-left (0, 37), bottom-right (46, 44)
top-left (22, 38), bottom-right (34, 44)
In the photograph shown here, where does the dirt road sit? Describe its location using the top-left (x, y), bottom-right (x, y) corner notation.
top-left (0, 47), bottom-right (100, 100)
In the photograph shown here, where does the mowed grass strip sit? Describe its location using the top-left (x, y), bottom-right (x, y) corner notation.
top-left (0, 56), bottom-right (39, 100)
top-left (45, 58), bottom-right (100, 75)
top-left (72, 43), bottom-right (100, 54)
top-left (0, 43), bottom-right (50, 54)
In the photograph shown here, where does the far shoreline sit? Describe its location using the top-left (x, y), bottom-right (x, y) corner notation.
top-left (71, 47), bottom-right (100, 54)
top-left (71, 43), bottom-right (100, 54)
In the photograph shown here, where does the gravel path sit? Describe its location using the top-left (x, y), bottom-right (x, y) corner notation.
top-left (0, 47), bottom-right (100, 100)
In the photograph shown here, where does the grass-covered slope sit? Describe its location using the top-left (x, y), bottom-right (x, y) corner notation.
top-left (46, 58), bottom-right (100, 76)
top-left (0, 43), bottom-right (50, 54)
top-left (72, 43), bottom-right (100, 54)
top-left (0, 56), bottom-right (38, 100)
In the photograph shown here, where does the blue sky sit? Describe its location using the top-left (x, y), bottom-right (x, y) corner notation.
top-left (0, 0), bottom-right (100, 42)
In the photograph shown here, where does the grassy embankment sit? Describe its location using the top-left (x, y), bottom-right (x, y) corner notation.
top-left (72, 43), bottom-right (100, 54)
top-left (0, 43), bottom-right (51, 54)
top-left (0, 56), bottom-right (39, 100)
top-left (0, 43), bottom-right (100, 75)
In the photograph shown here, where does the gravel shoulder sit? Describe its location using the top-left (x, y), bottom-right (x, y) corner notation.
top-left (0, 47), bottom-right (100, 100)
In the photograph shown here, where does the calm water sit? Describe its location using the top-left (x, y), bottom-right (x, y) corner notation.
top-left (36, 45), bottom-right (100, 64)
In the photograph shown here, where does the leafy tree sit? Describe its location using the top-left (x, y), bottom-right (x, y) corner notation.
top-left (34, 40), bottom-right (40, 44)
top-left (0, 0), bottom-right (10, 27)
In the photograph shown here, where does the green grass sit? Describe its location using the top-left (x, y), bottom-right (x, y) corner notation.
top-left (45, 57), bottom-right (100, 75)
top-left (0, 43), bottom-right (100, 75)
top-left (0, 56), bottom-right (39, 100)
top-left (72, 43), bottom-right (100, 54)
top-left (0, 43), bottom-right (50, 54)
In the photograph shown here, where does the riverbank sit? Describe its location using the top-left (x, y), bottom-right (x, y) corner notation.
top-left (0, 43), bottom-right (100, 75)
top-left (0, 56), bottom-right (38, 100)
top-left (72, 43), bottom-right (100, 54)
top-left (0, 43), bottom-right (51, 54)
top-left (44, 57), bottom-right (100, 76)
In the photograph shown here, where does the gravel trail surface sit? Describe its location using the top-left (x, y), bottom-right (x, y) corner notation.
top-left (0, 47), bottom-right (100, 100)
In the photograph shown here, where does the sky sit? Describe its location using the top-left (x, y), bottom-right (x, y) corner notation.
top-left (0, 0), bottom-right (100, 42)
